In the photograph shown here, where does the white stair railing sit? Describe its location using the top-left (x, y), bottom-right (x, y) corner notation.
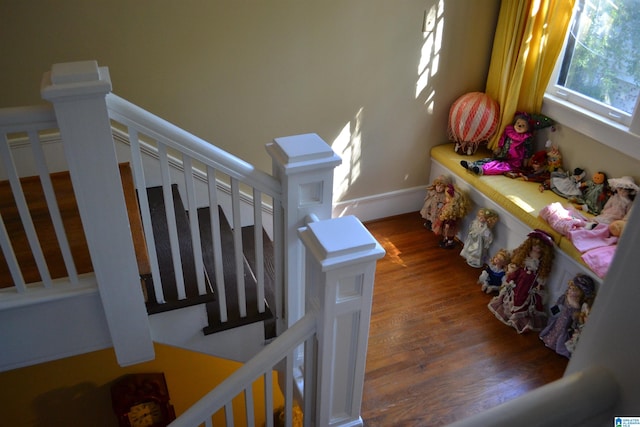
top-left (0, 105), bottom-right (76, 295)
top-left (107, 93), bottom-right (286, 328)
top-left (170, 215), bottom-right (385, 427)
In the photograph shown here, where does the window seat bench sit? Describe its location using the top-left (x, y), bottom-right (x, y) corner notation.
top-left (429, 143), bottom-right (603, 304)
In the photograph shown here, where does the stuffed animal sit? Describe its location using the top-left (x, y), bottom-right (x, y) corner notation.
top-left (478, 248), bottom-right (511, 293)
top-left (488, 229), bottom-right (555, 333)
top-left (460, 112), bottom-right (554, 176)
top-left (432, 184), bottom-right (471, 249)
top-left (460, 208), bottom-right (499, 267)
top-left (420, 174), bottom-right (451, 230)
top-left (540, 273), bottom-right (596, 358)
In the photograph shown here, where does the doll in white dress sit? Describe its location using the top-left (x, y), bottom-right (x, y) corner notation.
top-left (460, 208), bottom-right (499, 267)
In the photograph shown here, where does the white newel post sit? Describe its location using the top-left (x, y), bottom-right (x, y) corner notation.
top-left (41, 61), bottom-right (154, 366)
top-left (266, 134), bottom-right (342, 329)
top-left (298, 216), bottom-right (385, 427)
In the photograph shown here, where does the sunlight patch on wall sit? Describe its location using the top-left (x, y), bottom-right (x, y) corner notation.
top-left (416, 0), bottom-right (445, 113)
top-left (333, 108), bottom-right (363, 202)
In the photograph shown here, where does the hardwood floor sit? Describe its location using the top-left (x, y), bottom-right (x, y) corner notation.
top-left (361, 212), bottom-right (568, 426)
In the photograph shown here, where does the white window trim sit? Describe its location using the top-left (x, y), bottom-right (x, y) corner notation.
top-left (542, 94), bottom-right (640, 161)
top-left (542, 1), bottom-right (640, 162)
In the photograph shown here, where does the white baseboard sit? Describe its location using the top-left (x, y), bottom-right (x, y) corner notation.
top-left (332, 186), bottom-right (425, 223)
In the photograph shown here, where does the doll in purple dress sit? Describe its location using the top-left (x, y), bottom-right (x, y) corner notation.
top-left (460, 113), bottom-right (554, 176)
top-left (539, 273), bottom-right (596, 358)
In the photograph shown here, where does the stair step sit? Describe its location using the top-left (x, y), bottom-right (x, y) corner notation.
top-left (144, 185), bottom-right (215, 314)
top-left (241, 225), bottom-right (277, 339)
top-left (200, 206), bottom-right (274, 336)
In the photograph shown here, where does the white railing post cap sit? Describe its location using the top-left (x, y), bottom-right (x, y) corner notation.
top-left (267, 133), bottom-right (341, 174)
top-left (298, 216), bottom-right (385, 270)
top-left (41, 60), bottom-right (112, 99)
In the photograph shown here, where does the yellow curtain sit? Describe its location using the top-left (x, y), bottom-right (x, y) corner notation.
top-left (485, 0), bottom-right (575, 150)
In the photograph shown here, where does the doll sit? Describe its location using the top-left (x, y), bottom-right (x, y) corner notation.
top-left (432, 184), bottom-right (471, 249)
top-left (545, 141), bottom-right (563, 172)
top-left (590, 176), bottom-right (637, 225)
top-left (478, 248), bottom-right (511, 294)
top-left (541, 167), bottom-right (586, 198)
top-left (488, 229), bottom-right (555, 333)
top-left (460, 113), bottom-right (554, 176)
top-left (564, 296), bottom-right (594, 355)
top-left (504, 150), bottom-right (549, 183)
top-left (570, 171), bottom-right (610, 215)
top-left (460, 113), bottom-right (533, 175)
top-left (460, 208), bottom-right (499, 267)
top-left (420, 175), bottom-right (451, 230)
top-left (540, 273), bottom-right (596, 358)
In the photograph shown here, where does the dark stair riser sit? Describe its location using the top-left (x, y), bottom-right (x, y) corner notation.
top-left (143, 184), bottom-right (276, 338)
top-left (200, 206), bottom-right (274, 337)
top-left (144, 185), bottom-right (215, 314)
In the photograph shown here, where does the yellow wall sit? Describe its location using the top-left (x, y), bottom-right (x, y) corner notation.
top-left (0, 343), bottom-right (280, 426)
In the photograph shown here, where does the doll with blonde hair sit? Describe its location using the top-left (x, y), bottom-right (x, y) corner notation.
top-left (420, 174), bottom-right (451, 230)
top-left (432, 184), bottom-right (470, 249)
top-left (460, 208), bottom-right (499, 267)
top-left (488, 229), bottom-right (555, 333)
top-left (479, 248), bottom-right (511, 294)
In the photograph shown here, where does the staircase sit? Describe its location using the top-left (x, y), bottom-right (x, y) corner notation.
top-left (143, 184), bottom-right (277, 338)
top-left (0, 61), bottom-right (388, 426)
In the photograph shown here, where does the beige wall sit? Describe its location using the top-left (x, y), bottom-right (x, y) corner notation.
top-left (538, 126), bottom-right (640, 182)
top-left (0, 0), bottom-right (500, 202)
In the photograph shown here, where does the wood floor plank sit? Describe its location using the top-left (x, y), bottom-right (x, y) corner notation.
top-left (361, 212), bottom-right (568, 426)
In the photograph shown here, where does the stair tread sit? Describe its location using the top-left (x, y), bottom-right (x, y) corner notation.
top-left (143, 185), bottom-right (276, 338)
top-left (144, 185), bottom-right (213, 313)
top-left (200, 206), bottom-right (275, 335)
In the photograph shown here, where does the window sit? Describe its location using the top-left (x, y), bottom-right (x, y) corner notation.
top-left (544, 0), bottom-right (640, 157)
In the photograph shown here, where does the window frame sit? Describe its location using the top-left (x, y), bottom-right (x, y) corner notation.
top-left (542, 0), bottom-right (640, 161)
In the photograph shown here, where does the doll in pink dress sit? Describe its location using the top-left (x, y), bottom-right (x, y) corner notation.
top-left (488, 229), bottom-right (555, 333)
top-left (589, 176), bottom-right (638, 226)
top-left (460, 113), bottom-right (554, 176)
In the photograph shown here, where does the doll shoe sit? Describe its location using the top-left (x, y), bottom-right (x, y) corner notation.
top-left (439, 239), bottom-right (456, 249)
